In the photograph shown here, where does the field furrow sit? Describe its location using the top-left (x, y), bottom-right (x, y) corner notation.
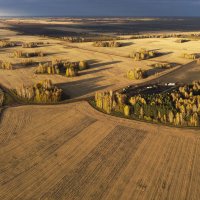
top-left (185, 138), bottom-right (200, 200)
top-left (119, 134), bottom-right (174, 200)
top-left (0, 103), bottom-right (199, 200)
top-left (40, 125), bottom-right (147, 200)
top-left (0, 120), bottom-right (114, 200)
top-left (0, 115), bottom-right (96, 185)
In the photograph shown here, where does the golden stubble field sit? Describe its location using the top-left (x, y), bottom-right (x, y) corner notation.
top-left (0, 102), bottom-right (199, 200)
top-left (1, 22), bottom-right (200, 200)
top-left (0, 25), bottom-right (198, 98)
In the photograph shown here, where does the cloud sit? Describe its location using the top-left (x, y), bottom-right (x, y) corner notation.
top-left (0, 0), bottom-right (199, 16)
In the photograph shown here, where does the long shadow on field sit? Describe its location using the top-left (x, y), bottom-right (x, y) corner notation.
top-left (146, 62), bottom-right (180, 76)
top-left (87, 60), bottom-right (121, 69)
top-left (80, 67), bottom-right (112, 76)
top-left (57, 76), bottom-right (113, 98)
top-left (146, 68), bottom-right (166, 76)
top-left (155, 51), bottom-right (173, 58)
top-left (121, 42), bottom-right (134, 47)
top-left (86, 59), bottom-right (100, 65)
top-left (13, 62), bottom-right (40, 70)
top-left (149, 48), bottom-right (161, 51)
top-left (46, 51), bottom-right (67, 56)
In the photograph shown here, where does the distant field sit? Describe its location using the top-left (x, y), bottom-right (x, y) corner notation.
top-left (0, 102), bottom-right (199, 200)
top-left (0, 18), bottom-right (200, 200)
top-left (0, 32), bottom-right (198, 98)
top-left (156, 61), bottom-right (200, 83)
top-left (4, 17), bottom-right (200, 36)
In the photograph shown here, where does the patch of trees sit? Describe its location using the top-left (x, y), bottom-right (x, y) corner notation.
top-left (93, 41), bottom-right (121, 47)
top-left (61, 36), bottom-right (120, 43)
top-left (130, 33), bottom-right (200, 39)
top-left (181, 53), bottom-right (199, 60)
top-left (13, 50), bottom-right (44, 58)
top-left (130, 34), bottom-right (177, 39)
top-left (62, 37), bottom-right (86, 43)
top-left (16, 79), bottom-right (63, 103)
top-left (35, 60), bottom-right (65, 75)
top-left (95, 91), bottom-right (127, 114)
top-left (22, 42), bottom-right (44, 48)
top-left (22, 42), bottom-right (37, 48)
top-left (65, 63), bottom-right (79, 77)
top-left (130, 49), bottom-right (159, 61)
top-left (78, 61), bottom-right (88, 70)
top-left (95, 81), bottom-right (200, 127)
top-left (0, 60), bottom-right (13, 70)
top-left (35, 60), bottom-right (88, 77)
top-left (175, 39), bottom-right (190, 43)
top-left (0, 41), bottom-right (20, 48)
top-left (127, 68), bottom-right (147, 80)
top-left (150, 62), bottom-right (176, 69)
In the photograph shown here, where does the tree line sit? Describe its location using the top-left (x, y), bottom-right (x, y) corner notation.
top-left (181, 53), bottom-right (199, 60)
top-left (22, 42), bottom-right (44, 48)
top-left (95, 81), bottom-right (200, 127)
top-left (0, 40), bottom-right (20, 48)
top-left (130, 49), bottom-right (159, 61)
top-left (93, 41), bottom-right (121, 47)
top-left (35, 60), bottom-right (88, 77)
top-left (16, 79), bottom-right (63, 103)
top-left (13, 50), bottom-right (44, 58)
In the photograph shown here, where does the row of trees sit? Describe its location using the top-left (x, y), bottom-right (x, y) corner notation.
top-left (135, 82), bottom-right (200, 126)
top-left (22, 42), bottom-right (44, 48)
top-left (95, 81), bottom-right (200, 127)
top-left (0, 40), bottom-right (44, 48)
top-left (130, 49), bottom-right (159, 61)
top-left (16, 79), bottom-right (63, 103)
top-left (150, 62), bottom-right (175, 69)
top-left (130, 34), bottom-right (180, 39)
top-left (35, 60), bottom-right (88, 77)
top-left (175, 39), bottom-right (190, 43)
top-left (63, 37), bottom-right (86, 43)
top-left (35, 60), bottom-right (65, 75)
top-left (128, 83), bottom-right (200, 127)
top-left (22, 42), bottom-right (39, 48)
top-left (13, 50), bottom-right (44, 58)
top-left (95, 91), bottom-right (127, 114)
top-left (127, 68), bottom-right (147, 80)
top-left (93, 41), bottom-right (121, 47)
top-left (130, 33), bottom-right (200, 39)
top-left (181, 53), bottom-right (198, 60)
top-left (61, 36), bottom-right (119, 43)
top-left (95, 91), bottom-right (113, 114)
top-left (63, 33), bottom-right (199, 42)
top-left (0, 41), bottom-right (19, 48)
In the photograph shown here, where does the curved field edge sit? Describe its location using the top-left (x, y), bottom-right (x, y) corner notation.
top-left (88, 99), bottom-right (200, 130)
top-left (1, 80), bottom-right (200, 130)
top-left (0, 102), bottom-right (199, 200)
top-left (0, 84), bottom-right (199, 130)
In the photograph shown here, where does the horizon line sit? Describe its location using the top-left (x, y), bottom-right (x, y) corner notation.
top-left (1, 15), bottom-right (200, 18)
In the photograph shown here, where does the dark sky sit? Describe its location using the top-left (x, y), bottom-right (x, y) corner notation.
top-left (0, 0), bottom-right (199, 16)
